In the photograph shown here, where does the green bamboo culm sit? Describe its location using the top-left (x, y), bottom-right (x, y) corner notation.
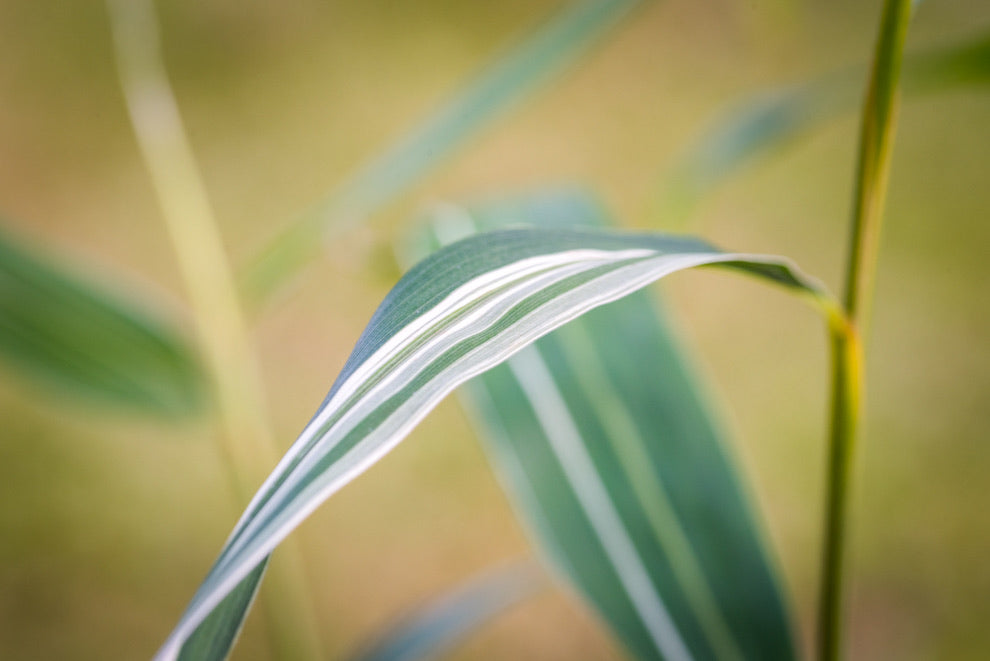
top-left (819, 0), bottom-right (913, 659)
top-left (819, 316), bottom-right (863, 661)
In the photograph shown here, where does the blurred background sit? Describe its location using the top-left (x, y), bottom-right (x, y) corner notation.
top-left (0, 0), bottom-right (988, 658)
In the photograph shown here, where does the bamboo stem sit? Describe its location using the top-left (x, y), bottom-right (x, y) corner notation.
top-left (819, 1), bottom-right (911, 658)
top-left (819, 318), bottom-right (862, 661)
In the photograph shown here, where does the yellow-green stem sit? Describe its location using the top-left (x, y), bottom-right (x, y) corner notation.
top-left (842, 0), bottom-right (911, 323)
top-left (819, 319), bottom-right (862, 661)
top-left (106, 1), bottom-right (322, 658)
top-left (820, 0), bottom-right (911, 659)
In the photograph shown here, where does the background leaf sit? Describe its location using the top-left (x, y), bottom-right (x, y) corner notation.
top-left (242, 0), bottom-right (645, 303)
top-left (348, 560), bottom-right (544, 661)
top-left (657, 29), bottom-right (990, 224)
top-left (416, 190), bottom-right (796, 659)
top-left (0, 222), bottom-right (203, 417)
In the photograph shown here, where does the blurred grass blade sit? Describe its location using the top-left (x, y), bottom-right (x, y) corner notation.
top-left (0, 222), bottom-right (202, 416)
top-left (418, 190), bottom-right (795, 659)
top-left (242, 0), bottom-right (643, 304)
top-left (106, 1), bottom-right (325, 656)
top-left (658, 29), bottom-right (990, 223)
top-left (349, 560), bottom-right (544, 661)
top-left (159, 224), bottom-right (832, 660)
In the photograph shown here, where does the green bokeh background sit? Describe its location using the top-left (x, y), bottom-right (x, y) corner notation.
top-left (1, 1), bottom-right (988, 658)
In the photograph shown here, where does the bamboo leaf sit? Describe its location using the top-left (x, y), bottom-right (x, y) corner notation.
top-left (411, 190), bottom-right (796, 659)
top-left (349, 560), bottom-right (544, 661)
top-left (0, 223), bottom-right (203, 417)
top-left (659, 29), bottom-right (990, 223)
top-left (242, 0), bottom-right (644, 303)
top-left (177, 560), bottom-right (267, 661)
top-left (158, 224), bottom-right (834, 660)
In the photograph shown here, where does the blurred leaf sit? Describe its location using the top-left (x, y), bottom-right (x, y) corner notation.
top-left (658, 29), bottom-right (990, 223)
top-left (158, 222), bottom-right (832, 660)
top-left (0, 223), bottom-right (203, 417)
top-left (903, 30), bottom-right (990, 92)
top-left (417, 190), bottom-right (796, 659)
top-left (349, 560), bottom-right (544, 661)
top-left (242, 0), bottom-right (644, 304)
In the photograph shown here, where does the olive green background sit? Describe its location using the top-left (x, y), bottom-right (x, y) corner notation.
top-left (1, 1), bottom-right (987, 658)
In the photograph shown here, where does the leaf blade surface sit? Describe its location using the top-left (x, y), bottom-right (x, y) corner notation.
top-left (160, 226), bottom-right (829, 660)
top-left (424, 190), bottom-right (796, 659)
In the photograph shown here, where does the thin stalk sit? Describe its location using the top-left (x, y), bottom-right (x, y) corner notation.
top-left (819, 0), bottom-right (912, 659)
top-left (105, 1), bottom-right (322, 659)
top-left (819, 318), bottom-right (862, 661)
top-left (841, 0), bottom-right (912, 322)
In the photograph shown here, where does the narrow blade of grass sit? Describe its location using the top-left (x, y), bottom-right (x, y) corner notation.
top-left (241, 0), bottom-right (644, 304)
top-left (0, 221), bottom-right (202, 417)
top-left (105, 1), bottom-right (325, 657)
top-left (157, 221), bottom-right (835, 660)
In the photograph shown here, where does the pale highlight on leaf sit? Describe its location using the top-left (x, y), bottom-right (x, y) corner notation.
top-left (508, 348), bottom-right (692, 661)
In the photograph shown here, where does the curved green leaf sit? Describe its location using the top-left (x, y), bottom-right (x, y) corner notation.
top-left (158, 225), bottom-right (833, 660)
top-left (242, 0), bottom-right (644, 303)
top-left (0, 223), bottom-right (203, 417)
